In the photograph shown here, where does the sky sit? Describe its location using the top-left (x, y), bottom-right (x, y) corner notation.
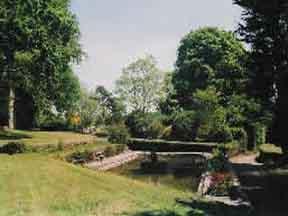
top-left (71, 0), bottom-right (242, 90)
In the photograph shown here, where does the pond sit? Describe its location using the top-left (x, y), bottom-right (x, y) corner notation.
top-left (110, 154), bottom-right (207, 192)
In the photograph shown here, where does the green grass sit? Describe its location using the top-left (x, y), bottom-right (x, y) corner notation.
top-left (0, 154), bottom-right (193, 216)
top-left (0, 130), bottom-right (97, 147)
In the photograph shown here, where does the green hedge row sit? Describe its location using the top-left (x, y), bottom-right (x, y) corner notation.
top-left (128, 138), bottom-right (217, 153)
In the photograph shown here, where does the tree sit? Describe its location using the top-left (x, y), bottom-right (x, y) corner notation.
top-left (93, 85), bottom-right (125, 124)
top-left (115, 55), bottom-right (164, 113)
top-left (173, 27), bottom-right (247, 109)
top-left (234, 0), bottom-right (288, 152)
top-left (0, 0), bottom-right (82, 129)
top-left (77, 90), bottom-right (99, 129)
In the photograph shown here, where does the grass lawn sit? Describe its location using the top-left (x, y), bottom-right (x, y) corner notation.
top-left (0, 130), bottom-right (98, 147)
top-left (0, 154), bottom-right (194, 216)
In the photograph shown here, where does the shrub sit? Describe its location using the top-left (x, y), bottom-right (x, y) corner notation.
top-left (256, 144), bottom-right (282, 164)
top-left (94, 127), bottom-right (109, 137)
top-left (0, 142), bottom-right (27, 155)
top-left (66, 150), bottom-right (90, 164)
top-left (170, 110), bottom-right (200, 141)
top-left (40, 117), bottom-right (69, 131)
top-left (125, 112), bottom-right (167, 139)
top-left (147, 121), bottom-right (166, 139)
top-left (255, 123), bottom-right (266, 146)
top-left (103, 146), bottom-right (116, 157)
top-left (208, 146), bottom-right (229, 172)
top-left (231, 127), bottom-right (248, 151)
top-left (115, 144), bottom-right (127, 154)
top-left (160, 126), bottom-right (172, 140)
top-left (108, 124), bottom-right (130, 144)
top-left (205, 126), bottom-right (233, 143)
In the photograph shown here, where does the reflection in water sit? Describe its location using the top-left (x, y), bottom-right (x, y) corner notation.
top-left (110, 154), bottom-right (206, 192)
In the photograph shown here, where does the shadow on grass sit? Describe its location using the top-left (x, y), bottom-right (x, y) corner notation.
top-left (132, 210), bottom-right (183, 216)
top-left (232, 162), bottom-right (288, 216)
top-left (177, 198), bottom-right (251, 216)
top-left (131, 197), bottom-right (251, 216)
top-left (0, 130), bottom-right (31, 140)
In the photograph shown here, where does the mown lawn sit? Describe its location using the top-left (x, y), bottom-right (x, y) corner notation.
top-left (0, 130), bottom-right (98, 147)
top-left (0, 154), bottom-right (194, 216)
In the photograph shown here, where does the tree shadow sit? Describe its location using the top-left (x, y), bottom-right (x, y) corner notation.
top-left (132, 210), bottom-right (183, 216)
top-left (232, 162), bottom-right (288, 216)
top-left (176, 198), bottom-right (252, 216)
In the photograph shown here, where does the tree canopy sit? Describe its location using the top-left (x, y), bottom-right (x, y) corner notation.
top-left (235, 0), bottom-right (288, 152)
top-left (173, 27), bottom-right (247, 109)
top-left (115, 55), bottom-right (164, 113)
top-left (0, 0), bottom-right (82, 128)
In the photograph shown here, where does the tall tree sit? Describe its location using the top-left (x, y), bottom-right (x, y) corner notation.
top-left (234, 0), bottom-right (288, 152)
top-left (172, 27), bottom-right (248, 109)
top-left (0, 0), bottom-right (82, 129)
top-left (94, 86), bottom-right (125, 124)
top-left (115, 55), bottom-right (164, 113)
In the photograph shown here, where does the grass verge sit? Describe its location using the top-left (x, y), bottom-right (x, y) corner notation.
top-left (0, 154), bottom-right (192, 216)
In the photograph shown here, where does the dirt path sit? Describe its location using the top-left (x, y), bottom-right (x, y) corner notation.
top-left (85, 150), bottom-right (139, 171)
top-left (230, 154), bottom-right (288, 216)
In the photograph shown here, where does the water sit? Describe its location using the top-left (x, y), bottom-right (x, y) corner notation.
top-left (110, 154), bottom-right (206, 192)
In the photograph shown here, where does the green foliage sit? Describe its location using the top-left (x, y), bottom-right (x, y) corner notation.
top-left (230, 128), bottom-right (248, 151)
top-left (255, 123), bottom-right (266, 146)
top-left (208, 146), bottom-right (228, 172)
top-left (38, 113), bottom-right (69, 131)
top-left (115, 55), bottom-right (165, 113)
top-left (66, 150), bottom-right (90, 164)
top-left (170, 110), bottom-right (199, 141)
top-left (126, 112), bottom-right (166, 139)
top-left (0, 142), bottom-right (27, 155)
top-left (77, 90), bottom-right (99, 129)
top-left (173, 27), bottom-right (247, 109)
top-left (0, 0), bottom-right (82, 116)
top-left (107, 123), bottom-right (130, 144)
top-left (256, 144), bottom-right (283, 164)
top-left (235, 0), bottom-right (288, 151)
top-left (94, 86), bottom-right (126, 125)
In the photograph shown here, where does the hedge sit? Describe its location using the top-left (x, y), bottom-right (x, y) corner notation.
top-left (256, 144), bottom-right (283, 164)
top-left (128, 138), bottom-right (217, 153)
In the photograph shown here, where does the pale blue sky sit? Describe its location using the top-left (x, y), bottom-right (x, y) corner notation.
top-left (71, 0), bottom-right (242, 90)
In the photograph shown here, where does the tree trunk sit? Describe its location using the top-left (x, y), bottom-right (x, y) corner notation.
top-left (8, 84), bottom-right (15, 130)
top-left (274, 73), bottom-right (288, 155)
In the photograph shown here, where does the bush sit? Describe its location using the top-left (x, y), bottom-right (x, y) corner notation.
top-left (40, 116), bottom-right (69, 131)
top-left (231, 127), bottom-right (248, 151)
top-left (208, 146), bottom-right (229, 172)
top-left (205, 126), bottom-right (233, 143)
top-left (160, 126), bottom-right (172, 140)
top-left (170, 111), bottom-right (200, 141)
top-left (125, 112), bottom-right (166, 139)
top-left (66, 150), bottom-right (90, 164)
top-left (108, 124), bottom-right (130, 144)
top-left (256, 144), bottom-right (282, 164)
top-left (255, 123), bottom-right (266, 146)
top-left (0, 142), bottom-right (27, 155)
